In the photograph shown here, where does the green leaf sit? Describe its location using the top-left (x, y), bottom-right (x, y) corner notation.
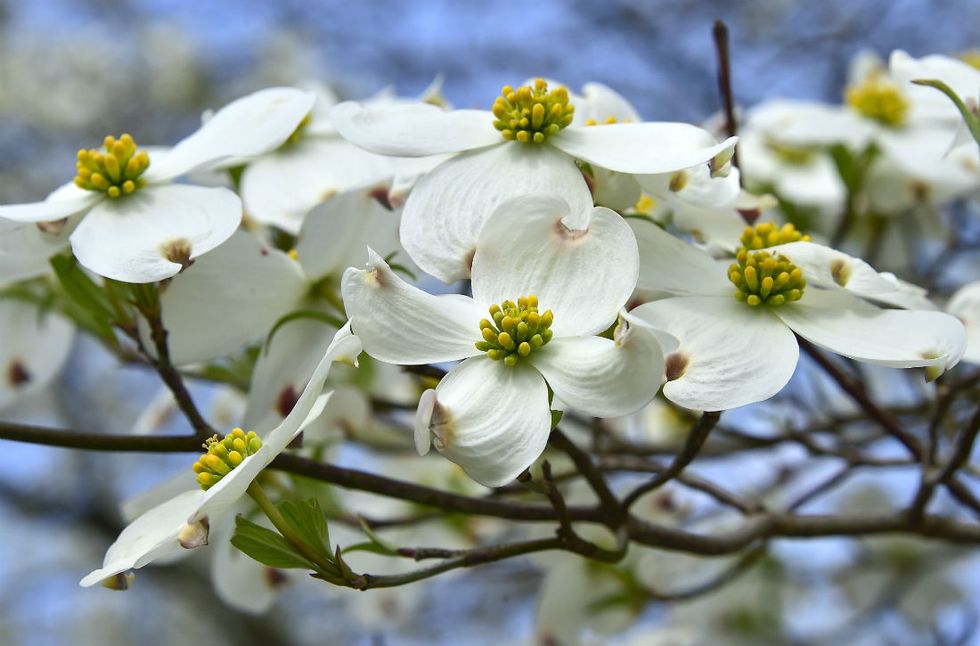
top-left (341, 541), bottom-right (400, 556)
top-left (550, 409), bottom-right (564, 429)
top-left (48, 255), bottom-right (118, 343)
top-left (275, 498), bottom-right (332, 562)
top-left (230, 515), bottom-right (314, 569)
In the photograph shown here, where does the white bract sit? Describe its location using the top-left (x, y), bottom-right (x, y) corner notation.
top-left (737, 100), bottom-right (847, 217)
top-left (628, 222), bottom-right (966, 411)
top-left (889, 50), bottom-right (980, 153)
top-left (331, 78), bottom-right (736, 282)
top-left (237, 82), bottom-right (394, 233)
top-left (0, 88), bottom-right (315, 283)
top-left (948, 280), bottom-right (980, 365)
top-left (79, 326), bottom-right (361, 587)
top-left (341, 194), bottom-right (664, 486)
top-left (144, 180), bottom-right (406, 366)
top-left (0, 301), bottom-right (74, 410)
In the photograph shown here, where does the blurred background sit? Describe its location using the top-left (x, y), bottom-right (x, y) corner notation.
top-left (1, 0), bottom-right (978, 644)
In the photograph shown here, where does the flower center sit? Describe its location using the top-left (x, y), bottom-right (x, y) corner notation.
top-left (845, 77), bottom-right (909, 127)
top-left (729, 250), bottom-right (806, 307)
top-left (74, 134), bottom-right (150, 198)
top-left (192, 427), bottom-right (263, 490)
top-left (728, 222), bottom-right (809, 307)
top-left (492, 78), bottom-right (575, 144)
top-left (739, 221), bottom-right (810, 250)
top-left (475, 295), bottom-right (554, 366)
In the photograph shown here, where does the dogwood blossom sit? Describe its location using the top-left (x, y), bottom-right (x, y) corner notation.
top-left (235, 82), bottom-right (393, 233)
top-left (79, 326), bottom-right (361, 587)
top-left (145, 181), bottom-right (404, 365)
top-left (331, 78), bottom-right (736, 281)
top-left (628, 222), bottom-right (966, 411)
top-left (342, 195), bottom-right (663, 485)
top-left (948, 280), bottom-right (980, 364)
top-left (0, 88), bottom-right (314, 282)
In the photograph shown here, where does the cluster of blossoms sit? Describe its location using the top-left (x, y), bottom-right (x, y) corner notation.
top-left (1, 45), bottom-right (979, 645)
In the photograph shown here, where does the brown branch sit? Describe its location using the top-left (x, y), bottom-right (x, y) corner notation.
top-left (0, 421), bottom-right (202, 452)
top-left (620, 412), bottom-right (721, 510)
top-left (549, 428), bottom-right (624, 525)
top-left (712, 20), bottom-right (739, 168)
top-left (909, 401), bottom-right (980, 519)
top-left (798, 337), bottom-right (923, 458)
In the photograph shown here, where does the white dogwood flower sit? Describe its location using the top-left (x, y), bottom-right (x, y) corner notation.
top-left (0, 88), bottom-right (314, 283)
top-left (144, 181), bottom-right (405, 366)
top-left (628, 222), bottom-right (966, 411)
top-left (341, 195), bottom-right (664, 486)
top-left (79, 326), bottom-right (361, 587)
top-left (331, 78), bottom-right (736, 282)
top-left (0, 301), bottom-right (74, 410)
top-left (948, 280), bottom-right (980, 365)
top-left (236, 81), bottom-right (394, 233)
top-left (737, 100), bottom-right (847, 217)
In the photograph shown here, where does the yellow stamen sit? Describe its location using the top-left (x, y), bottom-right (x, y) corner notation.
top-left (191, 427), bottom-right (263, 491)
top-left (492, 78), bottom-right (575, 144)
top-left (73, 134), bottom-right (150, 198)
top-left (475, 295), bottom-right (554, 364)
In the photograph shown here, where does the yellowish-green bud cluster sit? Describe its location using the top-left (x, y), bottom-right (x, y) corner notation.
top-left (492, 78), bottom-right (575, 144)
top-left (729, 249), bottom-right (806, 307)
top-left (476, 295), bottom-right (554, 366)
top-left (768, 140), bottom-right (816, 166)
top-left (74, 134), bottom-right (150, 198)
top-left (739, 221), bottom-right (811, 250)
top-left (960, 50), bottom-right (980, 71)
top-left (193, 428), bottom-right (262, 490)
top-left (845, 77), bottom-right (909, 127)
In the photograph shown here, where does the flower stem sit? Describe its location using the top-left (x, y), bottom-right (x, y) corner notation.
top-left (246, 480), bottom-right (334, 572)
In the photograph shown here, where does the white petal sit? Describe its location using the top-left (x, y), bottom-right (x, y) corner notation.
top-left (471, 196), bottom-right (638, 337)
top-left (890, 50), bottom-right (980, 119)
top-left (330, 101), bottom-right (500, 157)
top-left (530, 321), bottom-right (664, 417)
top-left (243, 318), bottom-right (338, 432)
top-left (588, 167), bottom-right (642, 212)
top-left (772, 241), bottom-right (927, 307)
top-left (0, 192), bottom-right (98, 223)
top-left (148, 230), bottom-right (307, 366)
top-left (240, 138), bottom-right (391, 234)
top-left (573, 82), bottom-right (642, 126)
top-left (80, 489), bottom-right (204, 587)
top-left (145, 88), bottom-right (316, 181)
top-left (776, 289), bottom-right (966, 371)
top-left (628, 297), bottom-right (799, 411)
top-left (69, 184), bottom-right (241, 283)
top-left (551, 123), bottom-right (737, 174)
top-left (638, 163), bottom-right (741, 209)
top-left (341, 249), bottom-right (483, 364)
top-left (387, 153), bottom-right (453, 208)
top-left (0, 218), bottom-right (72, 285)
top-left (210, 504), bottom-right (289, 614)
top-left (948, 281), bottom-right (980, 365)
top-left (296, 184), bottom-right (400, 281)
top-left (190, 326), bottom-right (363, 524)
top-left (629, 219), bottom-right (732, 295)
top-left (400, 143), bottom-right (593, 282)
top-left (415, 357), bottom-right (551, 487)
top-left (0, 302), bottom-right (74, 410)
